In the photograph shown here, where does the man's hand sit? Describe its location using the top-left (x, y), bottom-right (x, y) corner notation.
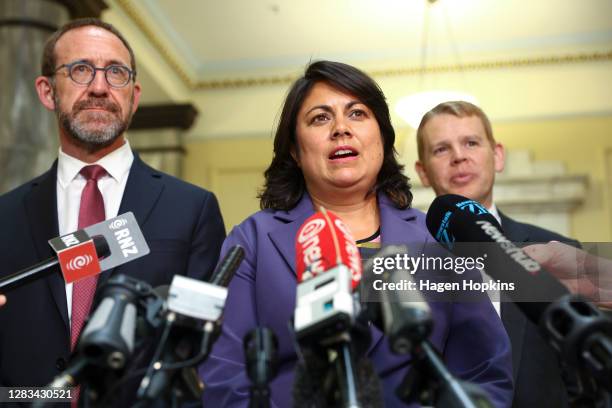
top-left (524, 241), bottom-right (612, 308)
top-left (0, 294), bottom-right (6, 307)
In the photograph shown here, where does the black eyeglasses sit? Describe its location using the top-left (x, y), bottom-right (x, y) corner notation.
top-left (54, 60), bottom-right (136, 88)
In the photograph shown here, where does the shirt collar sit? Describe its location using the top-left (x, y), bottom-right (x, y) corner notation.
top-left (487, 203), bottom-right (502, 226)
top-left (57, 139), bottom-right (134, 188)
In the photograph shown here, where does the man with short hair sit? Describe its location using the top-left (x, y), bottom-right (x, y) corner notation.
top-left (0, 18), bottom-right (225, 404)
top-left (415, 100), bottom-right (579, 408)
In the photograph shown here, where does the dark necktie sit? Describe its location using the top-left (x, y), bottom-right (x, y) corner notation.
top-left (70, 164), bottom-right (107, 351)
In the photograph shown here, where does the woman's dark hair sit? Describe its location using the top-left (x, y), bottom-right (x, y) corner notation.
top-left (258, 60), bottom-right (412, 210)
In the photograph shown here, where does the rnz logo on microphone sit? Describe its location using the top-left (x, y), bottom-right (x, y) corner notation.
top-left (66, 255), bottom-right (94, 271)
top-left (108, 218), bottom-right (138, 258)
top-left (108, 218), bottom-right (128, 230)
top-left (49, 230), bottom-right (101, 283)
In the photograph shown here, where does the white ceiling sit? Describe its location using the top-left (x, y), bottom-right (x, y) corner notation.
top-left (103, 0), bottom-right (612, 139)
top-left (119, 0), bottom-right (612, 81)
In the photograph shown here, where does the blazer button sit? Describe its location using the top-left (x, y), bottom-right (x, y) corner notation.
top-left (56, 357), bottom-right (66, 371)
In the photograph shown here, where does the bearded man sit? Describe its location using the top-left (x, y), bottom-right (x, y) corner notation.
top-left (0, 18), bottom-right (225, 405)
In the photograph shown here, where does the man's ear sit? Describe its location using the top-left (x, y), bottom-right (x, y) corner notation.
top-left (493, 142), bottom-right (505, 173)
top-left (35, 76), bottom-right (56, 111)
top-left (414, 160), bottom-right (431, 187)
top-left (131, 81), bottom-right (142, 114)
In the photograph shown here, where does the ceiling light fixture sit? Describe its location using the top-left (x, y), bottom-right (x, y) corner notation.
top-left (395, 0), bottom-right (478, 129)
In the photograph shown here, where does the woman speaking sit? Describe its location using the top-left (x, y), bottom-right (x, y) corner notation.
top-left (200, 61), bottom-right (512, 407)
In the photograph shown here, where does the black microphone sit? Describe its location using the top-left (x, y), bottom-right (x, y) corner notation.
top-left (425, 193), bottom-right (570, 323)
top-left (136, 245), bottom-right (245, 405)
top-left (363, 245), bottom-right (433, 354)
top-left (244, 327), bottom-right (279, 408)
top-left (362, 244), bottom-right (493, 408)
top-left (37, 275), bottom-right (159, 408)
top-left (210, 245), bottom-right (244, 287)
top-left (426, 194), bottom-right (612, 402)
top-left (78, 275), bottom-right (150, 371)
top-left (0, 235), bottom-right (109, 291)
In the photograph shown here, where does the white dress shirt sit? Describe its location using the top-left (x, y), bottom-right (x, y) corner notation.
top-left (56, 140), bottom-right (134, 322)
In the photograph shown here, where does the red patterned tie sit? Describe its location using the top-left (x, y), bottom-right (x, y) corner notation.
top-left (70, 165), bottom-right (107, 351)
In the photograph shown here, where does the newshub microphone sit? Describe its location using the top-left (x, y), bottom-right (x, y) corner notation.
top-left (425, 194), bottom-right (570, 323)
top-left (294, 208), bottom-right (362, 339)
top-left (293, 208), bottom-right (382, 408)
top-left (426, 195), bottom-right (612, 402)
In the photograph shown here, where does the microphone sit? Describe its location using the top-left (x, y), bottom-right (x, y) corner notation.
top-left (78, 275), bottom-right (148, 371)
top-left (136, 246), bottom-right (244, 404)
top-left (293, 208), bottom-right (381, 408)
top-left (425, 194), bottom-right (570, 323)
top-left (0, 212), bottom-right (149, 292)
top-left (363, 245), bottom-right (433, 354)
top-left (244, 327), bottom-right (279, 408)
top-left (362, 244), bottom-right (493, 408)
top-left (294, 209), bottom-right (362, 340)
top-left (210, 245), bottom-right (244, 287)
top-left (0, 234), bottom-right (109, 291)
top-left (426, 194), bottom-right (612, 401)
top-left (39, 275), bottom-right (161, 408)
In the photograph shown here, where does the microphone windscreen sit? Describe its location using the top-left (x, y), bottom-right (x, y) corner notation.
top-left (292, 355), bottom-right (383, 408)
top-left (426, 194), bottom-right (500, 248)
top-left (210, 245), bottom-right (244, 287)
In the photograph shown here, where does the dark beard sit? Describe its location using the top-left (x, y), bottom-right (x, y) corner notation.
top-left (55, 94), bottom-right (134, 153)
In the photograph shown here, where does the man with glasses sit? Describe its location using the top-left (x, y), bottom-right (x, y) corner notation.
top-left (0, 18), bottom-right (225, 405)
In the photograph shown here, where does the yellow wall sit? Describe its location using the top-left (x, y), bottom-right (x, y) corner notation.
top-left (184, 115), bottom-right (612, 241)
top-left (495, 115), bottom-right (612, 242)
top-left (184, 136), bottom-right (273, 231)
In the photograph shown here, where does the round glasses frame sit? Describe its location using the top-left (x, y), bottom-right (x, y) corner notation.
top-left (53, 60), bottom-right (136, 88)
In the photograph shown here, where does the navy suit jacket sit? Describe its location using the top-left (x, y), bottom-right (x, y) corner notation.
top-left (499, 210), bottom-right (580, 408)
top-left (0, 155), bottom-right (226, 401)
top-left (200, 193), bottom-right (513, 407)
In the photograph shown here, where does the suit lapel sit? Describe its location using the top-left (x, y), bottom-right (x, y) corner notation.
top-left (98, 155), bottom-right (163, 285)
top-left (499, 211), bottom-right (529, 244)
top-left (268, 195), bottom-right (314, 277)
top-left (24, 163), bottom-right (69, 329)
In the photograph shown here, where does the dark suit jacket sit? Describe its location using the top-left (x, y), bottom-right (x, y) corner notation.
top-left (0, 155), bottom-right (226, 404)
top-left (201, 193), bottom-right (513, 408)
top-left (498, 210), bottom-right (580, 408)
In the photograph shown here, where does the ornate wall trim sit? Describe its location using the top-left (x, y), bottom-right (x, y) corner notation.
top-left (115, 0), bottom-right (612, 90)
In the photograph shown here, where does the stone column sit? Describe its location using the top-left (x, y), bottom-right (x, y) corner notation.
top-left (0, 0), bottom-right (68, 193)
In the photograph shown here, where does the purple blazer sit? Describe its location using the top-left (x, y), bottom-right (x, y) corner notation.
top-left (200, 193), bottom-right (513, 407)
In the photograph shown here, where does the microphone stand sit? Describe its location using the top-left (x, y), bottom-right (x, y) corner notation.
top-left (333, 341), bottom-right (361, 408)
top-left (244, 327), bottom-right (279, 408)
top-left (134, 314), bottom-right (217, 407)
top-left (396, 339), bottom-right (492, 408)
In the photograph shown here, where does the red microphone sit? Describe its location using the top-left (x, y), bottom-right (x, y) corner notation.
top-left (295, 208), bottom-right (362, 288)
top-left (293, 209), bottom-right (378, 408)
